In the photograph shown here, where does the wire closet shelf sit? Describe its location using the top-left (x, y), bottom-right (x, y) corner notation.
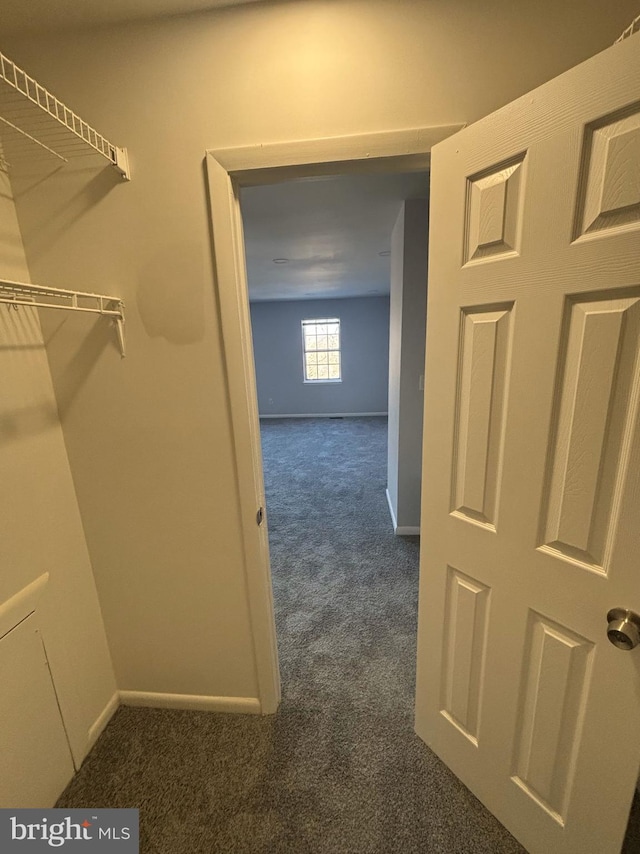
top-left (0, 51), bottom-right (130, 179)
top-left (0, 278), bottom-right (126, 358)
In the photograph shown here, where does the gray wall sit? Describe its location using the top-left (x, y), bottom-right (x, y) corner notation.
top-left (387, 198), bottom-right (430, 531)
top-left (250, 297), bottom-right (389, 416)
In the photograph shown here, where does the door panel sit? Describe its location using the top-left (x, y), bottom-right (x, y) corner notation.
top-left (452, 303), bottom-right (513, 529)
top-left (416, 32), bottom-right (640, 854)
top-left (440, 566), bottom-right (491, 745)
top-left (511, 612), bottom-right (593, 824)
top-left (541, 291), bottom-right (640, 571)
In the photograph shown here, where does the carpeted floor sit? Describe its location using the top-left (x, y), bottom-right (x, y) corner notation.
top-left (56, 416), bottom-right (639, 853)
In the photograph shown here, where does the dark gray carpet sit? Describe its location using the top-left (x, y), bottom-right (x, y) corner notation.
top-left (262, 416), bottom-right (419, 717)
top-left (56, 416), bottom-right (638, 853)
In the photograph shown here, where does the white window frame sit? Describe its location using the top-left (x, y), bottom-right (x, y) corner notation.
top-left (301, 317), bottom-right (342, 384)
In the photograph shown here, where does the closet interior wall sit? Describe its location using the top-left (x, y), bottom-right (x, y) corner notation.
top-left (0, 165), bottom-right (117, 779)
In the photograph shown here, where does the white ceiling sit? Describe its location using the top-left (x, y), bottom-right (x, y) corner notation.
top-left (1, 0), bottom-right (267, 34)
top-left (241, 171), bottom-right (429, 302)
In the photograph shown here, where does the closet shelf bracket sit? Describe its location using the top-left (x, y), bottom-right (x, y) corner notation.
top-left (0, 278), bottom-right (126, 358)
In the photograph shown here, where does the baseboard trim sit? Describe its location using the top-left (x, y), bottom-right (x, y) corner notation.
top-left (119, 691), bottom-right (261, 715)
top-left (385, 490), bottom-right (420, 535)
top-left (87, 691), bottom-right (120, 753)
top-left (385, 488), bottom-right (398, 531)
top-left (260, 412), bottom-right (388, 419)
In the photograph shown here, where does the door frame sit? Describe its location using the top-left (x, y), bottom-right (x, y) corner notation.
top-left (205, 125), bottom-right (464, 714)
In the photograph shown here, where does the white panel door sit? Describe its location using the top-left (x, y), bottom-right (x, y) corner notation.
top-left (415, 32), bottom-right (640, 854)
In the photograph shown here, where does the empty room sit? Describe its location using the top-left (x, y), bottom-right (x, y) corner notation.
top-left (239, 171), bottom-right (429, 791)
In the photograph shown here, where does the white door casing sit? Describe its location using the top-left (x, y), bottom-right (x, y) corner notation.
top-left (415, 32), bottom-right (640, 854)
top-left (205, 125), bottom-right (463, 715)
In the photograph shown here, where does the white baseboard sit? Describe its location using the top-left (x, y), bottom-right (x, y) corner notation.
top-left (385, 489), bottom-right (420, 535)
top-left (385, 488), bottom-right (398, 530)
top-left (260, 412), bottom-right (387, 419)
top-left (119, 691), bottom-right (261, 715)
top-left (87, 691), bottom-right (120, 754)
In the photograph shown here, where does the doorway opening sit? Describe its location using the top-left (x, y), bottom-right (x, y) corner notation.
top-left (205, 126), bottom-right (460, 712)
top-left (237, 168), bottom-right (429, 715)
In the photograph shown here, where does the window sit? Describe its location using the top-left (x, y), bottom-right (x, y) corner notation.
top-left (302, 318), bottom-right (341, 382)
